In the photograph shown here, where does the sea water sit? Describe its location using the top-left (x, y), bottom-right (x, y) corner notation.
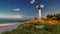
top-left (0, 19), bottom-right (21, 24)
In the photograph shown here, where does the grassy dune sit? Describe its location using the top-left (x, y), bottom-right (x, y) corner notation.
top-left (2, 19), bottom-right (60, 34)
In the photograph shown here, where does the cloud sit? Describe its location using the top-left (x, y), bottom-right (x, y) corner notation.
top-left (13, 8), bottom-right (20, 11)
top-left (30, 0), bottom-right (35, 4)
top-left (11, 15), bottom-right (22, 19)
top-left (36, 4), bottom-right (44, 8)
top-left (0, 13), bottom-right (36, 19)
top-left (0, 14), bottom-right (22, 19)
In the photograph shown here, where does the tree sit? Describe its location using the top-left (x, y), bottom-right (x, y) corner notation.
top-left (34, 17), bottom-right (37, 20)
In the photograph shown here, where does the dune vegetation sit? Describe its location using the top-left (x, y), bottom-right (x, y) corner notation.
top-left (2, 14), bottom-right (60, 34)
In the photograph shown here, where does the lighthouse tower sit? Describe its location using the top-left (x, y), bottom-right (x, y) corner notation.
top-left (36, 4), bottom-right (44, 20)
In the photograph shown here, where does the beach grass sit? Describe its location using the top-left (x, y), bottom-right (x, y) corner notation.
top-left (2, 21), bottom-right (60, 34)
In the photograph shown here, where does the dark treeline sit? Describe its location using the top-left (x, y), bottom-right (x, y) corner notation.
top-left (47, 14), bottom-right (60, 20)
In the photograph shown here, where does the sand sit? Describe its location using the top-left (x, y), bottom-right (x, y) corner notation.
top-left (0, 23), bottom-right (19, 26)
top-left (0, 22), bottom-right (20, 34)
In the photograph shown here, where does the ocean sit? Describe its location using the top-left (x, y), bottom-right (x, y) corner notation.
top-left (0, 19), bottom-right (21, 24)
top-left (0, 18), bottom-right (28, 24)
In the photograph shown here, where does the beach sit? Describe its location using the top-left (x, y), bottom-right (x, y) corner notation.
top-left (0, 23), bottom-right (19, 26)
top-left (0, 22), bottom-right (21, 34)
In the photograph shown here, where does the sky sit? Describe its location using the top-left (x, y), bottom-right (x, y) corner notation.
top-left (0, 0), bottom-right (60, 19)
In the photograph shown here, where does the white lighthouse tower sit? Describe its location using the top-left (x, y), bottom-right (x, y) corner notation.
top-left (36, 4), bottom-right (44, 20)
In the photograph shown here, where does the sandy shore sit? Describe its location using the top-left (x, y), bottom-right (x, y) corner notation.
top-left (0, 22), bottom-right (21, 34)
top-left (0, 23), bottom-right (19, 26)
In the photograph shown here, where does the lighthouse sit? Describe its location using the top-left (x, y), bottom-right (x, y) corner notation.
top-left (36, 4), bottom-right (44, 20)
